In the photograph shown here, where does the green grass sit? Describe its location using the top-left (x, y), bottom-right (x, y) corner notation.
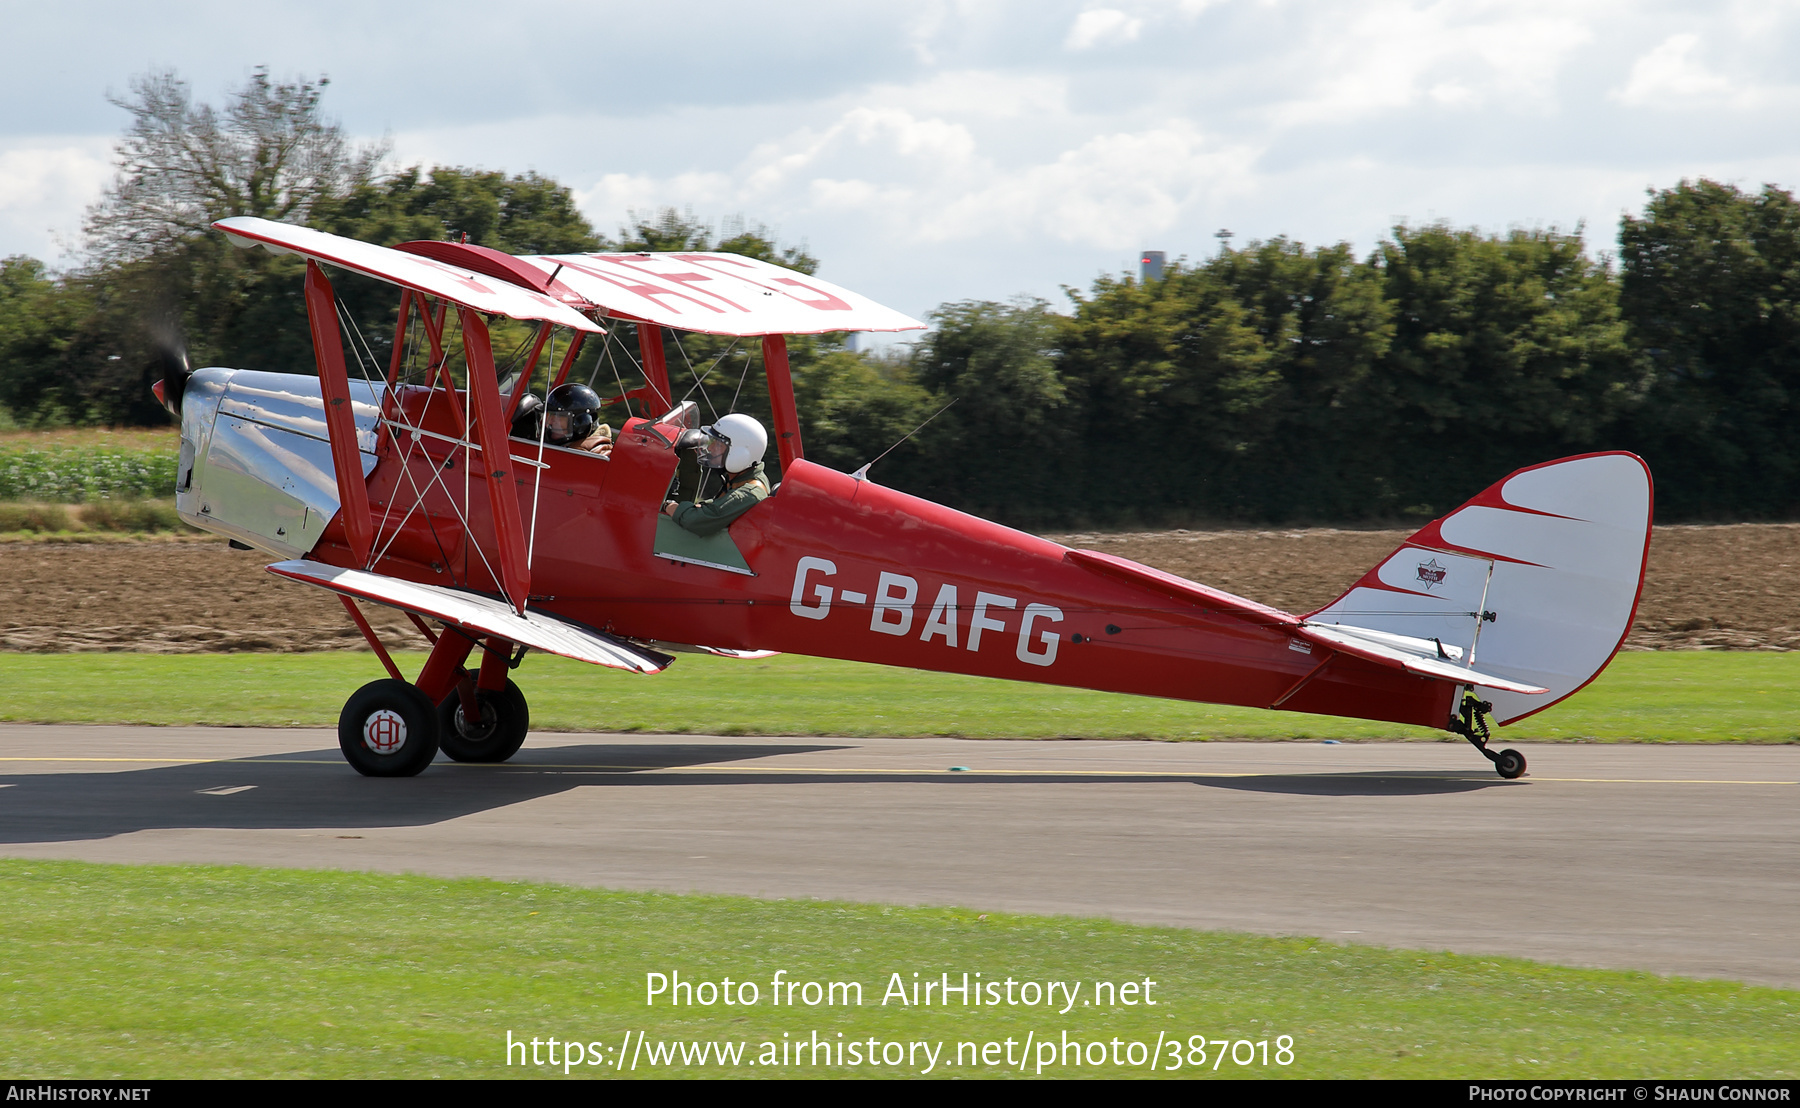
top-left (0, 650), bottom-right (1794, 742)
top-left (0, 441), bottom-right (175, 502)
top-left (0, 860), bottom-right (1789, 1079)
top-left (0, 499), bottom-right (191, 535)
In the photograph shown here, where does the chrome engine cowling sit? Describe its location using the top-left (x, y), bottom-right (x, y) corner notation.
top-left (176, 369), bottom-right (383, 559)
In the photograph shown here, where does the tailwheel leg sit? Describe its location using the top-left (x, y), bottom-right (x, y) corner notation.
top-left (1448, 693), bottom-right (1527, 779)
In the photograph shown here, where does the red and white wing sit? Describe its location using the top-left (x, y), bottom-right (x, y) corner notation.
top-left (518, 251), bottom-right (925, 336)
top-left (215, 217), bottom-right (604, 333)
top-left (267, 560), bottom-right (669, 673)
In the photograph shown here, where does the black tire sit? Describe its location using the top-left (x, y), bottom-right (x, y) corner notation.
top-left (338, 679), bottom-right (440, 777)
top-left (437, 678), bottom-right (529, 763)
top-left (1494, 748), bottom-right (1527, 780)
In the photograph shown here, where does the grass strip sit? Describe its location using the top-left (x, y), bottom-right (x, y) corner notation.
top-left (0, 650), bottom-right (1794, 742)
top-left (0, 444), bottom-right (175, 502)
top-left (0, 859), bottom-right (1790, 1079)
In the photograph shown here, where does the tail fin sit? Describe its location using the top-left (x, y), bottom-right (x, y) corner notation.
top-left (1305, 452), bottom-right (1653, 725)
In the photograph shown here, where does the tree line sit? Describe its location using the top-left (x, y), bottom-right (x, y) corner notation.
top-left (819, 179), bottom-right (1800, 526)
top-left (1, 69), bottom-right (1796, 524)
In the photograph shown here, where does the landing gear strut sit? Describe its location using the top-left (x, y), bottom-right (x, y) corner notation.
top-left (1448, 693), bottom-right (1527, 779)
top-left (438, 677), bottom-right (530, 763)
top-left (334, 613), bottom-right (533, 775)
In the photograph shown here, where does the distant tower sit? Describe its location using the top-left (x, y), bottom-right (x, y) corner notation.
top-left (1140, 250), bottom-right (1165, 282)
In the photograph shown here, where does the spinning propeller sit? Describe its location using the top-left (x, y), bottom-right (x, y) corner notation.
top-left (149, 322), bottom-right (191, 418)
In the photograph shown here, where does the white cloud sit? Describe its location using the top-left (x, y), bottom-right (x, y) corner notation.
top-left (1613, 34), bottom-right (1737, 107)
top-left (576, 171), bottom-right (737, 225)
top-left (578, 99), bottom-right (1254, 255)
top-left (1268, 0), bottom-right (1601, 124)
top-left (12, 1), bottom-right (1800, 314)
top-left (0, 140), bottom-right (112, 263)
top-left (1065, 8), bottom-right (1145, 50)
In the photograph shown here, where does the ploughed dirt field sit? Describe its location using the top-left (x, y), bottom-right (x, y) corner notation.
top-left (0, 524), bottom-right (1794, 653)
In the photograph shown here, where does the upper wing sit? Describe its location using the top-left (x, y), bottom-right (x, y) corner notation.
top-left (517, 251), bottom-right (926, 337)
top-left (214, 217), bottom-right (604, 334)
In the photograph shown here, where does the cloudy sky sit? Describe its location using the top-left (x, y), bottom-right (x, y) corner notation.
top-left (5, 1), bottom-right (1799, 326)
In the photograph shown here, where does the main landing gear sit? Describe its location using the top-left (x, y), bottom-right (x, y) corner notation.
top-left (339, 679), bottom-right (440, 777)
top-left (335, 622), bottom-right (531, 777)
top-left (437, 677), bottom-right (529, 763)
top-left (1448, 693), bottom-right (1527, 780)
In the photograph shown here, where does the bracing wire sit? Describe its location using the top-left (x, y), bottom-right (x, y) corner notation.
top-left (669, 330), bottom-right (721, 421)
top-left (726, 344), bottom-right (755, 413)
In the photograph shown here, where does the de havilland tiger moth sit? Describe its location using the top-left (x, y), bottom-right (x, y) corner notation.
top-left (152, 216), bottom-right (1654, 779)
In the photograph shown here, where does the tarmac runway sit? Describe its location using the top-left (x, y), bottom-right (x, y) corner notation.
top-left (1, 725), bottom-right (1795, 990)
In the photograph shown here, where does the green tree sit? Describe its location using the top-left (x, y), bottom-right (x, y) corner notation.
top-left (1202, 239), bottom-right (1394, 516)
top-left (314, 166), bottom-right (602, 255)
top-left (56, 67), bottom-right (390, 419)
top-left (1619, 179), bottom-right (1800, 516)
top-left (885, 299), bottom-right (1071, 523)
top-left (792, 350), bottom-right (933, 476)
top-left (1370, 222), bottom-right (1641, 515)
top-left (84, 67), bottom-right (385, 266)
top-left (0, 258), bottom-right (93, 422)
top-left (1054, 240), bottom-right (1397, 522)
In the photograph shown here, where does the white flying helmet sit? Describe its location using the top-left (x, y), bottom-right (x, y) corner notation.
top-left (701, 413), bottom-right (769, 473)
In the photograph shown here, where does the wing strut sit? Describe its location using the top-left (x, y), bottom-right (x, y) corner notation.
top-left (639, 324), bottom-right (672, 412)
top-left (460, 308), bottom-right (533, 614)
top-left (763, 335), bottom-right (804, 470)
top-left (303, 260), bottom-right (376, 567)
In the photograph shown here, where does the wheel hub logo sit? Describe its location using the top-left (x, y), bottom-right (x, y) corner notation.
top-left (364, 709), bottom-right (407, 754)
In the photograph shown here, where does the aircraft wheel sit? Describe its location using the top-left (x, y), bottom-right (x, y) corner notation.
top-left (339, 679), bottom-right (440, 778)
top-left (437, 679), bottom-right (529, 764)
top-left (1493, 748), bottom-right (1527, 780)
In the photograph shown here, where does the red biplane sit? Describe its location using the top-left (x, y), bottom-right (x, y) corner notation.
top-left (154, 216), bottom-right (1653, 780)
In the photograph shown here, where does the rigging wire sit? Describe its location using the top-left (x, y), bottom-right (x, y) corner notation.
top-left (669, 330), bottom-right (721, 421)
top-left (726, 342), bottom-right (755, 413)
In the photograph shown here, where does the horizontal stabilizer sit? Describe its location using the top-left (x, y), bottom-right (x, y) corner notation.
top-left (267, 560), bottom-right (669, 673)
top-left (1298, 625), bottom-right (1547, 695)
top-left (1303, 622), bottom-right (1463, 662)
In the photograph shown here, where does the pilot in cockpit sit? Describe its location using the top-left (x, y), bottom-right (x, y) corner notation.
top-left (662, 413), bottom-right (771, 536)
top-left (515, 383), bottom-right (613, 456)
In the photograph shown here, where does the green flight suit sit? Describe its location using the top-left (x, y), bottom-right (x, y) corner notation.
top-left (671, 462), bottom-right (771, 537)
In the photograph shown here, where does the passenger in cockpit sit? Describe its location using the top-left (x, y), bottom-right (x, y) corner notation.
top-left (663, 413), bottom-right (770, 536)
top-left (543, 383), bottom-right (613, 456)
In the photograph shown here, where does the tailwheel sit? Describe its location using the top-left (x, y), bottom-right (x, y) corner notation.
top-left (339, 679), bottom-right (440, 777)
top-left (1493, 748), bottom-right (1527, 780)
top-left (1448, 692), bottom-right (1527, 779)
top-left (438, 678), bottom-right (530, 763)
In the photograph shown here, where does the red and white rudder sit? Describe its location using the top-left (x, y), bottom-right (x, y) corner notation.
top-left (1305, 452), bottom-right (1653, 725)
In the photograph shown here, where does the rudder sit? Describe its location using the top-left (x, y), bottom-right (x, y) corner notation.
top-left (1305, 452), bottom-right (1653, 725)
